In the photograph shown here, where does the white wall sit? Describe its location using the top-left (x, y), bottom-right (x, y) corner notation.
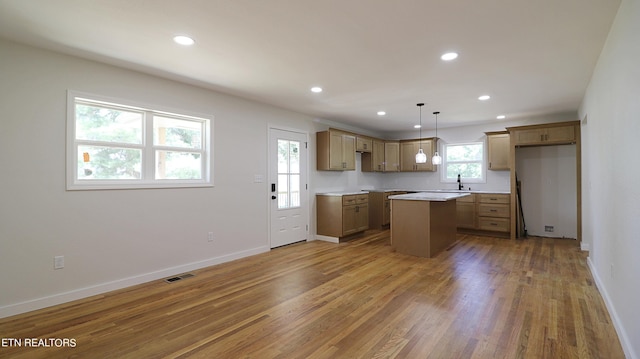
top-left (515, 145), bottom-right (577, 238)
top-left (0, 39), bottom-right (321, 317)
top-left (382, 113), bottom-right (576, 192)
top-left (579, 0), bottom-right (640, 357)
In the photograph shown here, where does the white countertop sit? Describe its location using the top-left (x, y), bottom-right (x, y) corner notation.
top-left (317, 191), bottom-right (369, 197)
top-left (388, 192), bottom-right (471, 201)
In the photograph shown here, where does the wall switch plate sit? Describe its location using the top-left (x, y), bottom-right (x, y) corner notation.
top-left (208, 232), bottom-right (214, 242)
top-left (544, 225), bottom-right (554, 232)
top-left (54, 256), bottom-right (64, 269)
top-left (254, 175), bottom-right (264, 183)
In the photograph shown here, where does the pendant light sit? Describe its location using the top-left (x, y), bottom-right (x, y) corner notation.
top-left (415, 103), bottom-right (427, 163)
top-left (432, 111), bottom-right (442, 165)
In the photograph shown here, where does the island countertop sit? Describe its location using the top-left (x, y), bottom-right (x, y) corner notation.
top-left (388, 192), bottom-right (471, 202)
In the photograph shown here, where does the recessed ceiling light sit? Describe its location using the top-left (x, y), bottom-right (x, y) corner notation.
top-left (441, 52), bottom-right (458, 61)
top-left (173, 35), bottom-right (195, 46)
top-left (478, 95), bottom-right (491, 101)
top-left (497, 115), bottom-right (506, 119)
top-left (377, 111), bottom-right (386, 116)
top-left (310, 86), bottom-right (323, 93)
top-left (414, 124), bottom-right (422, 129)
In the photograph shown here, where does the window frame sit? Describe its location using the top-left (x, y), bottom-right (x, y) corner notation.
top-left (66, 91), bottom-right (213, 190)
top-left (440, 141), bottom-right (486, 184)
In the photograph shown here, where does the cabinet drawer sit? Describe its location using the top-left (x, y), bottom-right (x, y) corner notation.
top-left (477, 194), bottom-right (509, 204)
top-left (343, 195), bottom-right (357, 206)
top-left (478, 217), bottom-right (510, 232)
top-left (478, 203), bottom-right (509, 218)
top-left (356, 194), bottom-right (369, 204)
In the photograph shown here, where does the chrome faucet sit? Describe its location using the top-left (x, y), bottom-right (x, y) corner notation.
top-left (457, 174), bottom-right (463, 190)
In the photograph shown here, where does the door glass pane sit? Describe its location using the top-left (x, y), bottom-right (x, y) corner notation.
top-left (278, 140), bottom-right (289, 173)
top-left (290, 141), bottom-right (300, 174)
top-left (278, 174), bottom-right (289, 209)
top-left (276, 139), bottom-right (302, 209)
top-left (290, 174), bottom-right (300, 207)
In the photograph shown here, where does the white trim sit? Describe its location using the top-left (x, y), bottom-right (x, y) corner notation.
top-left (0, 246), bottom-right (269, 319)
top-left (587, 257), bottom-right (637, 359)
top-left (315, 234), bottom-right (340, 243)
top-left (580, 241), bottom-right (590, 251)
top-left (66, 90), bottom-right (214, 190)
top-left (267, 125), bottom-right (311, 249)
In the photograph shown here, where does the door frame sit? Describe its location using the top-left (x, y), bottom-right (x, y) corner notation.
top-left (267, 125), bottom-right (311, 248)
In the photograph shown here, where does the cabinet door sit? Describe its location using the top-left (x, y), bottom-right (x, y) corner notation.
top-left (384, 142), bottom-right (400, 172)
top-left (400, 142), bottom-right (418, 171)
top-left (328, 131), bottom-right (345, 170)
top-left (415, 140), bottom-right (433, 171)
top-left (382, 200), bottom-right (391, 225)
top-left (356, 136), bottom-right (372, 152)
top-left (513, 128), bottom-right (545, 146)
top-left (355, 204), bottom-right (369, 232)
top-left (373, 140), bottom-right (385, 172)
top-left (342, 205), bottom-right (357, 235)
top-left (342, 134), bottom-right (356, 170)
top-left (544, 125), bottom-right (575, 144)
top-left (487, 133), bottom-right (510, 170)
top-left (456, 202), bottom-right (476, 229)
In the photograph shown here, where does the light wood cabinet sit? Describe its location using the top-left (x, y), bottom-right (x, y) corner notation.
top-left (455, 192), bottom-right (510, 234)
top-left (456, 194), bottom-right (476, 229)
top-left (476, 194), bottom-right (510, 233)
top-left (486, 131), bottom-right (510, 170)
top-left (362, 139), bottom-right (385, 172)
top-left (383, 142), bottom-right (400, 172)
top-left (369, 191), bottom-right (406, 229)
top-left (317, 130), bottom-right (356, 171)
top-left (509, 123), bottom-right (576, 146)
top-left (317, 193), bottom-right (369, 238)
top-left (356, 136), bottom-right (373, 153)
top-left (399, 139), bottom-right (436, 172)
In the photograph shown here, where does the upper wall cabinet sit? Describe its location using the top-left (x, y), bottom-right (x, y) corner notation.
top-left (508, 122), bottom-right (577, 147)
top-left (486, 131), bottom-right (510, 170)
top-left (356, 136), bottom-right (373, 153)
top-left (362, 139), bottom-right (385, 172)
top-left (400, 138), bottom-right (437, 172)
top-left (317, 129), bottom-right (356, 171)
top-left (383, 142), bottom-right (400, 172)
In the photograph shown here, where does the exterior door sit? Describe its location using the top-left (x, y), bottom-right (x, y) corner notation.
top-left (269, 128), bottom-right (308, 248)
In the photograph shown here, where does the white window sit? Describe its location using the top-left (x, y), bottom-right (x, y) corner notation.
top-left (67, 92), bottom-right (212, 190)
top-left (441, 142), bottom-right (485, 183)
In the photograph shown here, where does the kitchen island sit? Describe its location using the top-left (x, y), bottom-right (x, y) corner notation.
top-left (389, 192), bottom-right (470, 258)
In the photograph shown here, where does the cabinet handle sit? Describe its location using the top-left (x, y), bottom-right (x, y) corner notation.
top-left (540, 134), bottom-right (544, 141)
top-left (545, 134), bottom-right (549, 141)
top-left (489, 162), bottom-right (492, 169)
top-left (490, 209), bottom-right (497, 212)
top-left (355, 206), bottom-right (359, 213)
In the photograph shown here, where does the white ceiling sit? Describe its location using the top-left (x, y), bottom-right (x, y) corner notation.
top-left (0, 0), bottom-right (621, 133)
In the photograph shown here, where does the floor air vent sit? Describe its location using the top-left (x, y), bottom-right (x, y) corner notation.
top-left (164, 273), bottom-right (194, 283)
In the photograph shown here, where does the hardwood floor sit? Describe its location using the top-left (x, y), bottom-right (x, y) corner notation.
top-left (0, 231), bottom-right (625, 358)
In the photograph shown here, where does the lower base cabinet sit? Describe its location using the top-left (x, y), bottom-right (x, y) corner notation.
top-left (368, 191), bottom-right (406, 229)
top-left (456, 193), bottom-right (510, 235)
top-left (317, 193), bottom-right (369, 239)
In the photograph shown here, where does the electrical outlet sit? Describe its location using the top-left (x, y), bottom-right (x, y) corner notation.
top-left (207, 232), bottom-right (214, 242)
top-left (54, 256), bottom-right (64, 269)
top-left (544, 225), bottom-right (554, 232)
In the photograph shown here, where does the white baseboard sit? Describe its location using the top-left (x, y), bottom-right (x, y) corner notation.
top-left (580, 241), bottom-right (590, 251)
top-left (587, 256), bottom-right (638, 359)
top-left (0, 246), bottom-right (270, 319)
top-left (315, 234), bottom-right (339, 243)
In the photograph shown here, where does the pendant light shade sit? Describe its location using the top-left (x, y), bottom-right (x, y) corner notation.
top-left (416, 148), bottom-right (427, 163)
top-left (415, 103), bottom-right (427, 164)
top-left (432, 111), bottom-right (442, 165)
